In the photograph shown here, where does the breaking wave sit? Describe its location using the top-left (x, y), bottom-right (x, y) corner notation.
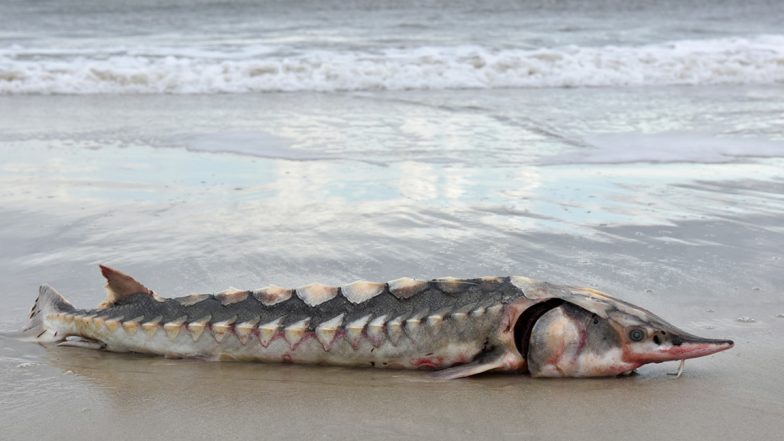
top-left (1, 35), bottom-right (783, 94)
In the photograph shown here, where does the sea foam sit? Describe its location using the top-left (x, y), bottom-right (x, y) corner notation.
top-left (1, 35), bottom-right (783, 94)
top-left (549, 133), bottom-right (784, 165)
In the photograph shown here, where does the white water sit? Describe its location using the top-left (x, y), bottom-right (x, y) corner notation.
top-left (1, 36), bottom-right (783, 94)
top-left (2, 0), bottom-right (784, 438)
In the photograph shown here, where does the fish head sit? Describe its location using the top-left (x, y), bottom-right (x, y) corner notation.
top-left (601, 299), bottom-right (735, 367)
top-left (520, 285), bottom-right (734, 377)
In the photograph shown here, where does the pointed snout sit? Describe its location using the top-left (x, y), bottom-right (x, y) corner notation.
top-left (648, 333), bottom-right (734, 362)
top-left (667, 334), bottom-right (734, 360)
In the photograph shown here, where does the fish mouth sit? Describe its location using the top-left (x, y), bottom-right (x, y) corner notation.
top-left (647, 332), bottom-right (734, 363)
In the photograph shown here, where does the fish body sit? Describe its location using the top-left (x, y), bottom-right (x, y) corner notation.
top-left (25, 266), bottom-right (733, 378)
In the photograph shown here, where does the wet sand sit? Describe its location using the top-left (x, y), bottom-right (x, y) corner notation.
top-left (3, 339), bottom-right (781, 441)
top-left (1, 90), bottom-right (783, 439)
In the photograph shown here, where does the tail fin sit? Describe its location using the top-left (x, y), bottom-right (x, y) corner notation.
top-left (23, 285), bottom-right (75, 342)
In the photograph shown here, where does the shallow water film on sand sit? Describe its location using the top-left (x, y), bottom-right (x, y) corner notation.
top-left (1, 0), bottom-right (784, 440)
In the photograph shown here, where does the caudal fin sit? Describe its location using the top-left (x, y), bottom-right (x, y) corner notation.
top-left (23, 285), bottom-right (75, 342)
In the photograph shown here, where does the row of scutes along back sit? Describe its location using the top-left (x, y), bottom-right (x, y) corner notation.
top-left (46, 299), bottom-right (505, 351)
top-left (179, 276), bottom-right (508, 308)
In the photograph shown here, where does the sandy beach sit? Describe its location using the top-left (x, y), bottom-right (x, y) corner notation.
top-left (1, 90), bottom-right (783, 440)
top-left (2, 0), bottom-right (784, 439)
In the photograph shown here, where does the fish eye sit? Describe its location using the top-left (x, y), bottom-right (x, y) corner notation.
top-left (628, 328), bottom-right (646, 342)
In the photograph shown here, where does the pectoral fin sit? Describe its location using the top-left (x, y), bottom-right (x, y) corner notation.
top-left (431, 351), bottom-right (506, 380)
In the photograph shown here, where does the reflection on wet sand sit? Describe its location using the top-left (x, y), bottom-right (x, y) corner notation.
top-left (1, 90), bottom-right (783, 440)
top-left (34, 341), bottom-right (775, 441)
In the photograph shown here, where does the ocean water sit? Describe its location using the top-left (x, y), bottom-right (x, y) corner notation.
top-left (1, 1), bottom-right (783, 440)
top-left (1, 0), bottom-right (784, 93)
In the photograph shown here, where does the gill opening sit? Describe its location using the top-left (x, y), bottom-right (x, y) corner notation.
top-left (514, 298), bottom-right (564, 371)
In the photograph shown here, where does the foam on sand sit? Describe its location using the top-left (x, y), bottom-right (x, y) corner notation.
top-left (1, 35), bottom-right (783, 94)
top-left (549, 132), bottom-right (784, 165)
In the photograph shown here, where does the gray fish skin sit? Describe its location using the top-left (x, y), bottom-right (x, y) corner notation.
top-left (24, 267), bottom-right (734, 379)
top-left (28, 270), bottom-right (528, 374)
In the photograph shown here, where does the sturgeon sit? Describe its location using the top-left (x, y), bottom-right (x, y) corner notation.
top-left (24, 265), bottom-right (733, 378)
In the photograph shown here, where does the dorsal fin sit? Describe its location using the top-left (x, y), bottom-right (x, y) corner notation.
top-left (98, 264), bottom-right (153, 308)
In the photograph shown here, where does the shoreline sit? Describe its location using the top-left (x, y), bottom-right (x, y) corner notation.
top-left (1, 87), bottom-right (783, 439)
